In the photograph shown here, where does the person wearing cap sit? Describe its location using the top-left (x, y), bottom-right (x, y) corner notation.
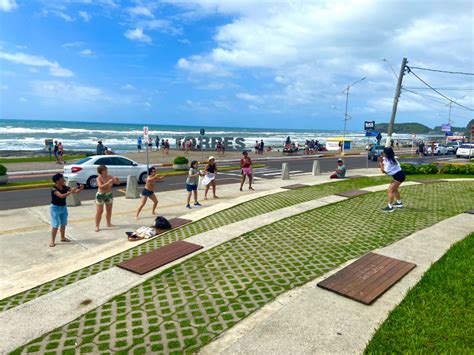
top-left (96, 140), bottom-right (105, 155)
top-left (203, 156), bottom-right (218, 200)
top-left (239, 151), bottom-right (254, 191)
top-left (330, 159), bottom-right (346, 179)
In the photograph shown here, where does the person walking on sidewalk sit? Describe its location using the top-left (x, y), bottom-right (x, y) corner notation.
top-left (378, 147), bottom-right (405, 212)
top-left (203, 156), bottom-right (218, 200)
top-left (95, 165), bottom-right (120, 232)
top-left (239, 151), bottom-right (254, 191)
top-left (185, 160), bottom-right (203, 208)
top-left (49, 173), bottom-right (84, 247)
top-left (135, 167), bottom-right (163, 219)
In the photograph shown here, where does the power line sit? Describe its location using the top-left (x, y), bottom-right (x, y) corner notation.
top-left (406, 67), bottom-right (474, 111)
top-left (408, 66), bottom-right (474, 76)
top-left (404, 87), bottom-right (474, 91)
top-left (402, 88), bottom-right (453, 106)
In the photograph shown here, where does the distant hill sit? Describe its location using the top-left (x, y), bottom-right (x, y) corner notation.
top-left (375, 122), bottom-right (432, 134)
top-left (465, 119), bottom-right (474, 136)
top-left (433, 125), bottom-right (466, 133)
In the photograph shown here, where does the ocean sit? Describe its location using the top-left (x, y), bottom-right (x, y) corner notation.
top-left (0, 119), bottom-right (429, 153)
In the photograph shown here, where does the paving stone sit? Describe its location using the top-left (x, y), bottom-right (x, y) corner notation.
top-left (13, 181), bottom-right (474, 354)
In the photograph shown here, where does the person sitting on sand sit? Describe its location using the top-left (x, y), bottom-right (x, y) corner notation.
top-left (49, 173), bottom-right (84, 247)
top-left (95, 165), bottom-right (120, 232)
top-left (136, 167), bottom-right (163, 219)
top-left (330, 159), bottom-right (346, 179)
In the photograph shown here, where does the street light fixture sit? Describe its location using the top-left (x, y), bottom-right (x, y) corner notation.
top-left (342, 77), bottom-right (365, 155)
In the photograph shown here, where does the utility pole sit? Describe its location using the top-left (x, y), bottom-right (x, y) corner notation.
top-left (386, 57), bottom-right (408, 148)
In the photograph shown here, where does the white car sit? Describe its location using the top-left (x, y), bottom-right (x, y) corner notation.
top-left (64, 155), bottom-right (149, 188)
top-left (426, 143), bottom-right (448, 155)
top-left (456, 144), bottom-right (474, 158)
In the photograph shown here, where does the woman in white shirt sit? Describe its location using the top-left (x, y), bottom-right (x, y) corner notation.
top-left (378, 147), bottom-right (406, 212)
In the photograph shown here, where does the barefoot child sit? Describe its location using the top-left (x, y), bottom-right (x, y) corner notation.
top-left (239, 151), bottom-right (254, 191)
top-left (203, 156), bottom-right (218, 200)
top-left (136, 167), bottom-right (163, 219)
top-left (50, 173), bottom-right (84, 247)
top-left (186, 160), bottom-right (203, 208)
top-left (95, 165), bottom-right (120, 231)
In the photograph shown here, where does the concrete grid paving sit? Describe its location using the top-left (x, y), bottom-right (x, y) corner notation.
top-left (0, 176), bottom-right (392, 312)
top-left (12, 181), bottom-right (474, 354)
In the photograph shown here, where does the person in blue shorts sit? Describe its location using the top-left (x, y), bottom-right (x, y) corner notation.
top-left (186, 160), bottom-right (203, 208)
top-left (135, 167), bottom-right (163, 219)
top-left (50, 173), bottom-right (83, 247)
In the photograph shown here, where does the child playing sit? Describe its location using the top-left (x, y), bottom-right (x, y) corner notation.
top-left (95, 165), bottom-right (120, 232)
top-left (50, 173), bottom-right (84, 247)
top-left (135, 167), bottom-right (163, 219)
top-left (239, 151), bottom-right (254, 191)
top-left (186, 160), bottom-right (203, 208)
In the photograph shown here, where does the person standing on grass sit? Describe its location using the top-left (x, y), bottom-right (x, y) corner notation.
top-left (49, 173), bottom-right (84, 247)
top-left (378, 147), bottom-right (405, 213)
top-left (95, 165), bottom-right (120, 232)
top-left (203, 156), bottom-right (218, 200)
top-left (330, 159), bottom-right (346, 179)
top-left (240, 151), bottom-right (254, 191)
top-left (185, 160), bottom-right (203, 208)
top-left (135, 167), bottom-right (163, 219)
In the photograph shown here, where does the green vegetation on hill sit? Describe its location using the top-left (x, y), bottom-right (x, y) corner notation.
top-left (375, 122), bottom-right (432, 134)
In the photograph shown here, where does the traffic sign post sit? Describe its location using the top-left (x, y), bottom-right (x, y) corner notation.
top-left (200, 129), bottom-right (205, 164)
top-left (364, 121), bottom-right (375, 169)
top-left (143, 126), bottom-right (149, 175)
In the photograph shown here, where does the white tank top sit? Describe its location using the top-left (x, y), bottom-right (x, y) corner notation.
top-left (383, 157), bottom-right (401, 176)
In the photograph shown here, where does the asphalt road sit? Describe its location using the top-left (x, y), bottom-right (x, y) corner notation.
top-left (0, 155), bottom-right (457, 210)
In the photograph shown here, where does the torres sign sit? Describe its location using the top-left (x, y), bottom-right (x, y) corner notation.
top-left (174, 136), bottom-right (246, 150)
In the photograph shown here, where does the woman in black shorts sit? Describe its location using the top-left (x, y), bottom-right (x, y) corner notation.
top-left (378, 147), bottom-right (405, 212)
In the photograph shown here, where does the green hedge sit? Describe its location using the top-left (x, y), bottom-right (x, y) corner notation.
top-left (400, 163), bottom-right (474, 175)
top-left (0, 164), bottom-right (7, 176)
top-left (173, 156), bottom-right (189, 165)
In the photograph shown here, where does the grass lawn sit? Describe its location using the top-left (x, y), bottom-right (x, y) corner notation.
top-left (365, 233), bottom-right (474, 353)
top-left (0, 155), bottom-right (86, 164)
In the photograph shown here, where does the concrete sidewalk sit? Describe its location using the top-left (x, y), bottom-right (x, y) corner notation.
top-left (0, 168), bottom-right (379, 299)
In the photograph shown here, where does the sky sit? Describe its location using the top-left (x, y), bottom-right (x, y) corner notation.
top-left (0, 0), bottom-right (473, 130)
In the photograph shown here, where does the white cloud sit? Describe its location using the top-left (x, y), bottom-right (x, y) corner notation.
top-left (0, 51), bottom-right (74, 77)
top-left (236, 92), bottom-right (263, 104)
top-left (19, 97), bottom-right (27, 102)
top-left (128, 6), bottom-right (154, 18)
top-left (78, 11), bottom-right (91, 22)
top-left (62, 42), bottom-right (84, 48)
top-left (79, 49), bottom-right (93, 56)
top-left (0, 84), bottom-right (8, 90)
top-left (124, 28), bottom-right (152, 44)
top-left (0, 0), bottom-right (17, 12)
top-left (48, 10), bottom-right (75, 22)
top-left (30, 81), bottom-right (104, 101)
top-left (176, 0), bottom-right (473, 113)
top-left (121, 84), bottom-right (136, 90)
top-left (144, 101), bottom-right (151, 107)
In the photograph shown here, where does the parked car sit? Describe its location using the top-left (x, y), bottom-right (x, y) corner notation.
top-left (426, 143), bottom-right (448, 155)
top-left (456, 144), bottom-right (474, 158)
top-left (64, 155), bottom-right (149, 188)
top-left (368, 145), bottom-right (384, 161)
top-left (446, 141), bottom-right (462, 154)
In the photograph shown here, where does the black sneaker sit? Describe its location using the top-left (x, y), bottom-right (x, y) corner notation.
top-left (393, 202), bottom-right (404, 208)
top-left (381, 206), bottom-right (394, 212)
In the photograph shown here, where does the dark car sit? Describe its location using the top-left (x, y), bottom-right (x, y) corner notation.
top-left (368, 145), bottom-right (384, 161)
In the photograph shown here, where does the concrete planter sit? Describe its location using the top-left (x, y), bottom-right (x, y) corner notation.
top-left (173, 163), bottom-right (189, 170)
top-left (0, 175), bottom-right (8, 185)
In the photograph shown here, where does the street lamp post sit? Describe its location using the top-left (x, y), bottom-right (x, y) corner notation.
top-left (342, 77), bottom-right (365, 155)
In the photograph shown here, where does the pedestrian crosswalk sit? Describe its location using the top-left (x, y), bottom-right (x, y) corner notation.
top-left (219, 167), bottom-right (310, 180)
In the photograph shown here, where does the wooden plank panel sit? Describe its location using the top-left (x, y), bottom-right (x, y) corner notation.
top-left (335, 189), bottom-right (371, 198)
top-left (117, 240), bottom-right (203, 275)
top-left (317, 253), bottom-right (416, 305)
top-left (281, 184), bottom-right (309, 190)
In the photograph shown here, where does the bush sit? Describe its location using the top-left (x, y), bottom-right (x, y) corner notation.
top-left (439, 164), bottom-right (474, 175)
top-left (417, 164), bottom-right (438, 174)
top-left (401, 163), bottom-right (474, 175)
top-left (173, 156), bottom-right (189, 165)
top-left (400, 163), bottom-right (417, 175)
top-left (0, 164), bottom-right (7, 176)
